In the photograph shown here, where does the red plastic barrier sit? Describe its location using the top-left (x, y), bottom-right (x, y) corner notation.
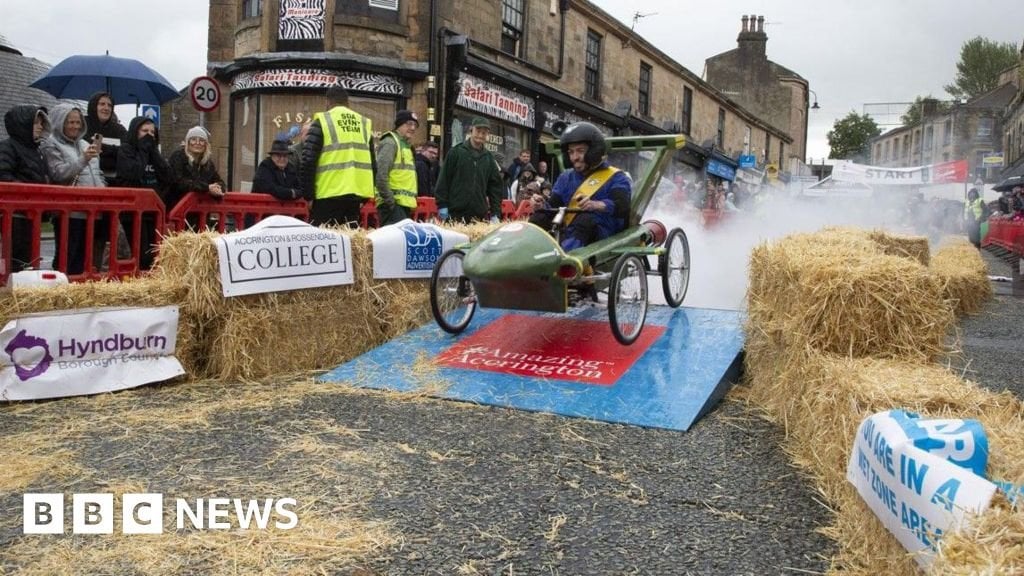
top-left (983, 218), bottom-right (1024, 256)
top-left (412, 196), bottom-right (438, 222)
top-left (359, 198), bottom-right (379, 229)
top-left (500, 199), bottom-right (517, 221)
top-left (513, 199), bottom-right (534, 220)
top-left (167, 191), bottom-right (309, 233)
top-left (0, 182), bottom-right (164, 284)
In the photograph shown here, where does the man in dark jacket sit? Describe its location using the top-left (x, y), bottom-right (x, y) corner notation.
top-left (116, 116), bottom-right (172, 269)
top-left (84, 92), bottom-right (129, 184)
top-left (434, 117), bottom-right (504, 223)
top-left (414, 141), bottom-right (439, 198)
top-left (0, 105), bottom-right (50, 271)
top-left (253, 139), bottom-right (302, 201)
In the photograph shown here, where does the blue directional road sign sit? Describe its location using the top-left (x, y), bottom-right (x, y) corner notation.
top-left (141, 104), bottom-right (160, 127)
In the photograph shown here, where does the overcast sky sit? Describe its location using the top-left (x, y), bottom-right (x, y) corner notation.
top-left (4, 0), bottom-right (1021, 162)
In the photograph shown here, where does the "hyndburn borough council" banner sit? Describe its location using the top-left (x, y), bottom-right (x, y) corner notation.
top-left (0, 306), bottom-right (184, 401)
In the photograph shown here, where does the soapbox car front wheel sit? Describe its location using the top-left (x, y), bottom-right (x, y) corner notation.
top-left (659, 227), bottom-right (690, 308)
top-left (608, 253), bottom-right (649, 345)
top-left (430, 249), bottom-right (477, 334)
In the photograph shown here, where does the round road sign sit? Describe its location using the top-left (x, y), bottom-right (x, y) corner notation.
top-left (189, 76), bottom-right (221, 112)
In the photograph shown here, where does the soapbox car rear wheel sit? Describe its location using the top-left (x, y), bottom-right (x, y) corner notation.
top-left (430, 249), bottom-right (477, 334)
top-left (608, 253), bottom-right (648, 345)
top-left (659, 227), bottom-right (690, 308)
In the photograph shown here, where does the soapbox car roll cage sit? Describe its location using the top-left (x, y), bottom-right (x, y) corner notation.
top-left (429, 134), bottom-right (692, 345)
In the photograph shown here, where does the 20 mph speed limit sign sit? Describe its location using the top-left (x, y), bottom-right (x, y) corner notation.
top-left (189, 76), bottom-right (221, 112)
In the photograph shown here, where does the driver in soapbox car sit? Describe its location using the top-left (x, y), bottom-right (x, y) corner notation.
top-left (528, 122), bottom-right (632, 250)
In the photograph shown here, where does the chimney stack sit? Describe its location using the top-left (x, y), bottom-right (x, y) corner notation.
top-left (736, 14), bottom-right (768, 60)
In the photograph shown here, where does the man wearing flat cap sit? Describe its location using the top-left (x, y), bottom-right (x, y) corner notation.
top-left (375, 109), bottom-right (420, 225)
top-left (434, 116), bottom-right (504, 223)
top-left (299, 85), bottom-right (376, 226)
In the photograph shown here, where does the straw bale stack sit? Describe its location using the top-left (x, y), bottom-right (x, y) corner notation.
top-left (747, 232), bottom-right (953, 362)
top-left (0, 277), bottom-right (199, 377)
top-left (744, 226), bottom-right (1019, 575)
top-left (930, 238), bottom-right (992, 316)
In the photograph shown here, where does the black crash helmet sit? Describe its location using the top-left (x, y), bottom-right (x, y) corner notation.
top-left (559, 122), bottom-right (606, 171)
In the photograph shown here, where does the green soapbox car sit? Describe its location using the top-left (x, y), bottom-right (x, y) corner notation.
top-left (429, 134), bottom-right (692, 345)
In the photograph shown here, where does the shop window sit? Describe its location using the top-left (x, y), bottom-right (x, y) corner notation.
top-left (638, 62), bottom-right (652, 117)
top-left (680, 86), bottom-right (692, 135)
top-left (778, 142), bottom-right (784, 167)
top-left (242, 0), bottom-right (261, 20)
top-left (451, 112), bottom-right (527, 169)
top-left (336, 0), bottom-right (400, 24)
top-left (717, 108), bottom-right (725, 148)
top-left (764, 132), bottom-right (770, 162)
top-left (229, 92), bottom-right (397, 191)
top-left (501, 0), bottom-right (525, 57)
top-left (584, 30), bottom-right (602, 101)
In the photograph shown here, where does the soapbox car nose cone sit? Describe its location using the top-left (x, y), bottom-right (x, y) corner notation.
top-left (462, 221), bottom-right (570, 279)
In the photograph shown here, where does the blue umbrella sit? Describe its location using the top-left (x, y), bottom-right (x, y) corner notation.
top-left (29, 54), bottom-right (180, 105)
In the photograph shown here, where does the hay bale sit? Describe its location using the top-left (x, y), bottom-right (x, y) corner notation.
top-left (931, 498), bottom-right (1024, 574)
top-left (156, 222), bottom-right (498, 381)
top-left (0, 278), bottom-right (200, 378)
top-left (930, 238), bottom-right (992, 316)
top-left (739, 350), bottom-right (1024, 575)
top-left (868, 230), bottom-right (931, 266)
top-left (748, 231), bottom-right (954, 362)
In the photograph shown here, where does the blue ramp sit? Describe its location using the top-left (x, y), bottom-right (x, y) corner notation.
top-left (318, 306), bottom-right (745, 431)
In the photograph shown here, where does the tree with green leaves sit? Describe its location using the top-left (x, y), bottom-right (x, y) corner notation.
top-left (901, 96), bottom-right (953, 126)
top-left (827, 112), bottom-right (881, 160)
top-left (945, 37), bottom-right (1019, 101)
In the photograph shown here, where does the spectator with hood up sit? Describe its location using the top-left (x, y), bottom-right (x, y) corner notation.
top-left (84, 92), bottom-right (129, 184)
top-left (166, 126), bottom-right (225, 211)
top-left (40, 103), bottom-right (105, 274)
top-left (116, 116), bottom-right (171, 269)
top-left (0, 105), bottom-right (50, 271)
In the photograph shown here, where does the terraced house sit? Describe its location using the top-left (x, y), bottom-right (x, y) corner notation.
top-left (195, 0), bottom-right (809, 190)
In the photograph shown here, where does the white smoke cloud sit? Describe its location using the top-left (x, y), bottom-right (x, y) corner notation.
top-left (642, 182), bottom-right (963, 311)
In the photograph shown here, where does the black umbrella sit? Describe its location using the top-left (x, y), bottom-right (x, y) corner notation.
top-left (992, 175), bottom-right (1024, 192)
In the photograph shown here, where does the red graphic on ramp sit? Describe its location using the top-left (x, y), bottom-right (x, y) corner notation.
top-left (436, 314), bottom-right (664, 385)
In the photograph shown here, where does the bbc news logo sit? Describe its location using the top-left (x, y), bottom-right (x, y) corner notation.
top-left (23, 494), bottom-right (298, 534)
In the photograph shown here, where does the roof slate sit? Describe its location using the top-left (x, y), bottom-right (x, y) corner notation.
top-left (0, 51), bottom-right (58, 141)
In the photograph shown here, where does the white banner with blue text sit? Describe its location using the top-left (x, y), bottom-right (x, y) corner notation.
top-left (847, 409), bottom-right (997, 567)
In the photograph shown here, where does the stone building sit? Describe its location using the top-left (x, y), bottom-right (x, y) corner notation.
top-left (200, 0), bottom-right (795, 191)
top-left (704, 15), bottom-right (812, 169)
top-left (998, 44), bottom-right (1024, 181)
top-left (868, 85), bottom-right (1016, 183)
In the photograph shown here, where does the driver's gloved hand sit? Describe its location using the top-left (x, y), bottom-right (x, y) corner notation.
top-left (438, 207), bottom-right (449, 221)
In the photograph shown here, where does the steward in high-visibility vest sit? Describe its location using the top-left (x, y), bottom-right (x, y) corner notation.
top-left (298, 86), bottom-right (376, 227)
top-left (964, 187), bottom-right (985, 248)
top-left (375, 110), bottom-right (420, 226)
